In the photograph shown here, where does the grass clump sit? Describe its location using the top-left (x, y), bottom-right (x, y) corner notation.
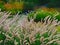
top-left (28, 7), bottom-right (60, 22)
top-left (0, 12), bottom-right (60, 45)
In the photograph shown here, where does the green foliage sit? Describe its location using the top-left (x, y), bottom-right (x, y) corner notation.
top-left (28, 8), bottom-right (57, 22)
top-left (4, 2), bottom-right (24, 15)
top-left (1, 0), bottom-right (9, 3)
top-left (23, 0), bottom-right (49, 6)
top-left (56, 14), bottom-right (60, 21)
top-left (56, 26), bottom-right (60, 32)
top-left (0, 33), bottom-right (6, 40)
top-left (14, 37), bottom-right (20, 45)
top-left (4, 40), bottom-right (14, 45)
top-left (48, 0), bottom-right (60, 7)
top-left (0, 1), bottom-right (5, 11)
top-left (8, 9), bottom-right (22, 15)
top-left (23, 2), bottom-right (35, 11)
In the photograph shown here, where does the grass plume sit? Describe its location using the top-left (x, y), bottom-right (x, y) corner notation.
top-left (0, 12), bottom-right (60, 45)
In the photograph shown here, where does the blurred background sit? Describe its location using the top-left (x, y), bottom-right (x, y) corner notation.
top-left (0, 0), bottom-right (60, 14)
